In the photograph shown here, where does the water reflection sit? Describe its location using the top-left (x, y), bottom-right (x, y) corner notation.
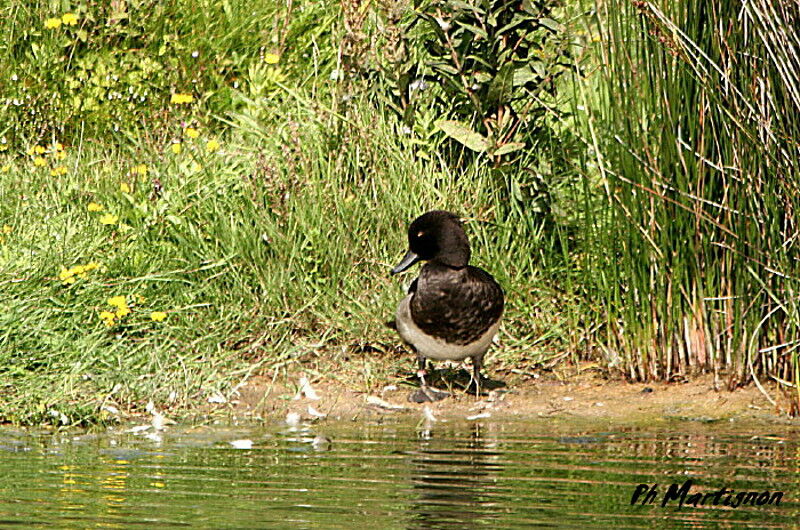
top-left (409, 423), bottom-right (503, 528)
top-left (0, 419), bottom-right (797, 527)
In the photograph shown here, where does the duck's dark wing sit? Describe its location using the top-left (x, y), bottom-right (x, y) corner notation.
top-left (410, 265), bottom-right (504, 345)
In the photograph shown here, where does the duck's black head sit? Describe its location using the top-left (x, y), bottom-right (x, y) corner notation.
top-left (391, 210), bottom-right (471, 274)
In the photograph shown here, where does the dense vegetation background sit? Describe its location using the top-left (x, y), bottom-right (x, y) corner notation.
top-left (1, 0), bottom-right (798, 424)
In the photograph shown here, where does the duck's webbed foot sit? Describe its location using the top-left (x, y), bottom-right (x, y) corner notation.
top-left (408, 386), bottom-right (450, 403)
top-left (408, 355), bottom-right (450, 402)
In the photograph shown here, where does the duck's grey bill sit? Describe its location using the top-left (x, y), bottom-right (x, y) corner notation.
top-left (391, 250), bottom-right (420, 274)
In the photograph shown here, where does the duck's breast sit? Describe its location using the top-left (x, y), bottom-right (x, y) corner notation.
top-left (396, 293), bottom-right (499, 360)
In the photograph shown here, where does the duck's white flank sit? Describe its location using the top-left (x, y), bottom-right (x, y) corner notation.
top-left (395, 294), bottom-right (500, 361)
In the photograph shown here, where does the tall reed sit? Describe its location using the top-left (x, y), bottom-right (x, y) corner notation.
top-left (592, 0), bottom-right (800, 410)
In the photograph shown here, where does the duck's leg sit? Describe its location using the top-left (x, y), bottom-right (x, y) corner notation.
top-left (470, 355), bottom-right (484, 396)
top-left (417, 354), bottom-right (428, 386)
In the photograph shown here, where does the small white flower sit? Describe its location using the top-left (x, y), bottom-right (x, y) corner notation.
top-left (434, 17), bottom-right (451, 31)
top-left (48, 409), bottom-right (69, 425)
top-left (409, 78), bottom-right (428, 92)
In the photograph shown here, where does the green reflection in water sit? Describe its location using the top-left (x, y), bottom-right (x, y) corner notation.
top-left (0, 419), bottom-right (797, 528)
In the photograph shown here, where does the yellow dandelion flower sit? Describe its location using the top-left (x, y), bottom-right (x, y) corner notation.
top-left (2, 225), bottom-right (11, 234)
top-left (87, 202), bottom-right (104, 212)
top-left (185, 127), bottom-right (200, 139)
top-left (108, 296), bottom-right (127, 309)
top-left (150, 311), bottom-right (168, 322)
top-left (99, 213), bottom-right (118, 225)
top-left (58, 267), bottom-right (72, 281)
top-left (120, 182), bottom-right (131, 193)
top-left (50, 166), bottom-right (67, 176)
top-left (171, 142), bottom-right (182, 154)
top-left (1, 165), bottom-right (10, 173)
top-left (44, 17), bottom-right (62, 29)
top-left (205, 139), bottom-right (220, 152)
top-left (55, 151), bottom-right (67, 161)
top-left (84, 262), bottom-right (100, 271)
top-left (63, 275), bottom-right (77, 285)
top-left (34, 145), bottom-right (46, 154)
top-left (99, 311), bottom-right (116, 326)
top-left (61, 13), bottom-right (78, 25)
top-left (54, 142), bottom-right (64, 151)
top-left (0, 143), bottom-right (7, 152)
top-left (33, 157), bottom-right (46, 167)
top-left (264, 53), bottom-right (280, 64)
top-left (115, 306), bottom-right (131, 318)
top-left (134, 164), bottom-right (147, 176)
top-left (170, 93), bottom-right (194, 104)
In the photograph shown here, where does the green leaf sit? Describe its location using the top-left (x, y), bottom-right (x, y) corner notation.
top-left (457, 22), bottom-right (488, 40)
top-left (435, 120), bottom-right (488, 152)
top-left (487, 63), bottom-right (515, 107)
top-left (497, 14), bottom-right (531, 36)
top-left (492, 142), bottom-right (526, 156)
top-left (430, 62), bottom-right (460, 76)
top-left (465, 55), bottom-right (494, 71)
top-left (521, 0), bottom-right (543, 15)
top-left (448, 1), bottom-right (485, 15)
top-left (513, 65), bottom-right (536, 86)
top-left (539, 18), bottom-right (563, 32)
top-left (510, 175), bottom-right (524, 202)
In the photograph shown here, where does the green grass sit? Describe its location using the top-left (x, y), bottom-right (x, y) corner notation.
top-left (584, 0), bottom-right (800, 407)
top-left (0, 106), bottom-right (582, 424)
top-left (2, 0), bottom-right (798, 424)
top-left (0, 0), bottom-right (586, 424)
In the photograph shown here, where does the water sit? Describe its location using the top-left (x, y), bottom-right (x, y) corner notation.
top-left (0, 418), bottom-right (798, 528)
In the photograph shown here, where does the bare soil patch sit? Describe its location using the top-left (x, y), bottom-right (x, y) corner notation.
top-left (216, 363), bottom-right (797, 428)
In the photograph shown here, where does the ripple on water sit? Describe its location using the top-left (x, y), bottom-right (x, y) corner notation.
top-left (0, 419), bottom-right (797, 528)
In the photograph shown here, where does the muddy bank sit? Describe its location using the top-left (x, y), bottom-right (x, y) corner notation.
top-left (218, 366), bottom-right (797, 428)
